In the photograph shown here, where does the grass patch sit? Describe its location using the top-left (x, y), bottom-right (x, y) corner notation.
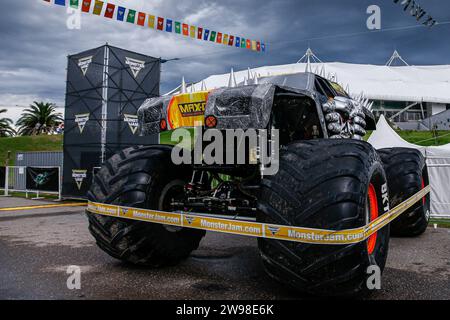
top-left (0, 135), bottom-right (63, 166)
top-left (365, 130), bottom-right (450, 146)
top-left (430, 218), bottom-right (450, 229)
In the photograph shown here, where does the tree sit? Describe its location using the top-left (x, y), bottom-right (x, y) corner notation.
top-left (0, 109), bottom-right (15, 137)
top-left (16, 102), bottom-right (62, 136)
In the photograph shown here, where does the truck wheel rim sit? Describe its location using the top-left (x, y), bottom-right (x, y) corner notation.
top-left (159, 180), bottom-right (185, 233)
top-left (367, 183), bottom-right (378, 255)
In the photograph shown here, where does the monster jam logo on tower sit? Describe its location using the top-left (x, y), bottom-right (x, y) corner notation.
top-left (125, 57), bottom-right (145, 78)
top-left (72, 170), bottom-right (87, 190)
top-left (78, 56), bottom-right (93, 76)
top-left (123, 114), bottom-right (139, 134)
top-left (75, 113), bottom-right (90, 134)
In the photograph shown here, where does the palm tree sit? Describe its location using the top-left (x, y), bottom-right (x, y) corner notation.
top-left (16, 102), bottom-right (62, 136)
top-left (0, 109), bottom-right (15, 137)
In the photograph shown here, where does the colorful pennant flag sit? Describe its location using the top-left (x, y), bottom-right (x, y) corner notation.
top-left (104, 3), bottom-right (115, 18)
top-left (93, 1), bottom-right (103, 16)
top-left (210, 31), bottom-right (217, 42)
top-left (203, 29), bottom-right (210, 40)
top-left (127, 9), bottom-right (136, 23)
top-left (117, 6), bottom-right (125, 21)
top-left (175, 21), bottom-right (181, 34)
top-left (166, 19), bottom-right (173, 32)
top-left (137, 12), bottom-right (146, 26)
top-left (81, 0), bottom-right (91, 12)
top-left (44, 1), bottom-right (265, 53)
top-left (148, 15), bottom-right (155, 28)
top-left (182, 23), bottom-right (189, 36)
top-left (222, 34), bottom-right (228, 45)
top-left (216, 32), bottom-right (222, 43)
top-left (157, 17), bottom-right (164, 30)
top-left (228, 35), bottom-right (234, 46)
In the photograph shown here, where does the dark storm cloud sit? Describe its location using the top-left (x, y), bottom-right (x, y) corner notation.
top-left (0, 0), bottom-right (449, 123)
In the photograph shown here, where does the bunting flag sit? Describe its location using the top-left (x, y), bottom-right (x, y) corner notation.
top-left (210, 31), bottom-right (217, 42)
top-left (228, 35), bottom-right (234, 46)
top-left (235, 37), bottom-right (240, 47)
top-left (223, 34), bottom-right (229, 45)
top-left (104, 3), bottom-right (115, 18)
top-left (157, 17), bottom-right (164, 30)
top-left (81, 0), bottom-right (91, 12)
top-left (392, 0), bottom-right (436, 27)
top-left (148, 15), bottom-right (155, 28)
top-left (216, 32), bottom-right (222, 43)
top-left (137, 12), bottom-right (146, 26)
top-left (117, 6), bottom-right (125, 21)
top-left (166, 19), bottom-right (173, 32)
top-left (182, 23), bottom-right (189, 36)
top-left (203, 29), bottom-right (210, 40)
top-left (175, 21), bottom-right (181, 34)
top-left (126, 10), bottom-right (136, 23)
top-left (44, 1), bottom-right (265, 53)
top-left (92, 1), bottom-right (103, 15)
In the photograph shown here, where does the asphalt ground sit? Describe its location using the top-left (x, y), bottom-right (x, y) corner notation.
top-left (0, 197), bottom-right (449, 300)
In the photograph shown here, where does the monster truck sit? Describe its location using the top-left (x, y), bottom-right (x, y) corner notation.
top-left (86, 72), bottom-right (430, 296)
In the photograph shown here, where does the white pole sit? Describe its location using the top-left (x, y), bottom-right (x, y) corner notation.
top-left (4, 166), bottom-right (9, 196)
top-left (101, 45), bottom-right (110, 164)
top-left (58, 166), bottom-right (62, 201)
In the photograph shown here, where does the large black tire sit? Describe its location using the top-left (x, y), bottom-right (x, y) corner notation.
top-left (257, 139), bottom-right (390, 296)
top-left (86, 145), bottom-right (205, 267)
top-left (378, 148), bottom-right (430, 237)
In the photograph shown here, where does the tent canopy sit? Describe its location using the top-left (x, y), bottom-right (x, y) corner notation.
top-left (187, 62), bottom-right (450, 104)
top-left (369, 115), bottom-right (450, 218)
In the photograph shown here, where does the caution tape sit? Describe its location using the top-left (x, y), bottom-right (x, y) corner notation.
top-left (87, 185), bottom-right (430, 245)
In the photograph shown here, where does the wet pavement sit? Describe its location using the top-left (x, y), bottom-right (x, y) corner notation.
top-left (0, 198), bottom-right (449, 300)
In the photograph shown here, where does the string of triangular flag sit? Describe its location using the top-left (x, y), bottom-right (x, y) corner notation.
top-left (43, 0), bottom-right (266, 53)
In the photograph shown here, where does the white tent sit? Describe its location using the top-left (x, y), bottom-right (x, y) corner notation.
top-left (368, 115), bottom-right (450, 218)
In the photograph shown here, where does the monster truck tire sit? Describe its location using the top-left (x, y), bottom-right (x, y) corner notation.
top-left (257, 139), bottom-right (390, 296)
top-left (378, 148), bottom-right (430, 237)
top-left (86, 145), bottom-right (205, 267)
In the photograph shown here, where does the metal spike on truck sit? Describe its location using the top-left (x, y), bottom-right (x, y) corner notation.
top-left (86, 72), bottom-right (430, 296)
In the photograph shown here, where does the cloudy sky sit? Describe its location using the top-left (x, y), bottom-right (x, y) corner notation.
top-left (1, 0), bottom-right (450, 124)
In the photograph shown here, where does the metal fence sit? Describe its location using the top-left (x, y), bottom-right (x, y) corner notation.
top-left (1, 166), bottom-right (62, 200)
top-left (0, 151), bottom-right (64, 200)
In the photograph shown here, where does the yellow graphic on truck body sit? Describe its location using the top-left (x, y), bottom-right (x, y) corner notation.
top-left (167, 91), bottom-right (209, 130)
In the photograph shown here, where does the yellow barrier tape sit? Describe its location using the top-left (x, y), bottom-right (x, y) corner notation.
top-left (0, 202), bottom-right (87, 212)
top-left (87, 185), bottom-right (430, 245)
